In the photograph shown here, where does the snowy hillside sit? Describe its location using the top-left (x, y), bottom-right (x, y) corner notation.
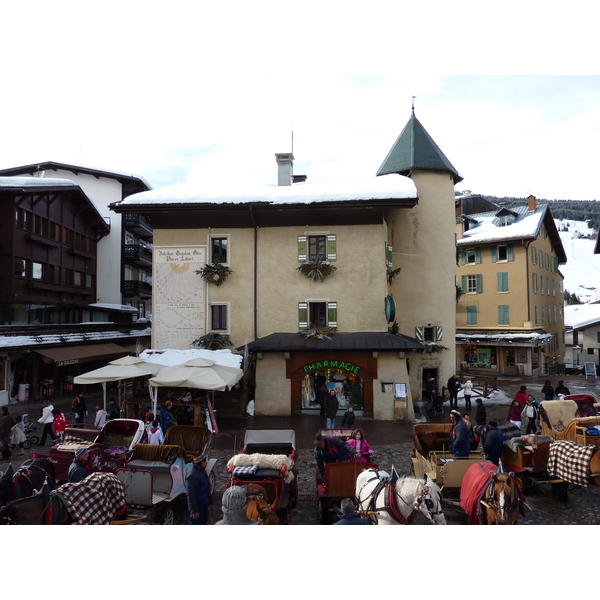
top-left (556, 219), bottom-right (600, 304)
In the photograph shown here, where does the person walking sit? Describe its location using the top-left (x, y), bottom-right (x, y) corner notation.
top-left (38, 399), bottom-right (58, 446)
top-left (340, 406), bottom-right (355, 428)
top-left (108, 397), bottom-right (120, 420)
top-left (324, 388), bottom-right (339, 429)
top-left (52, 408), bottom-right (68, 442)
top-left (447, 375), bottom-right (462, 410)
top-left (522, 395), bottom-right (540, 434)
top-left (507, 398), bottom-right (523, 430)
top-left (73, 392), bottom-right (87, 424)
top-left (541, 380), bottom-right (555, 400)
top-left (159, 400), bottom-right (174, 435)
top-left (462, 379), bottom-right (474, 409)
top-left (10, 415), bottom-right (26, 456)
top-left (94, 404), bottom-right (107, 429)
top-left (147, 420), bottom-right (164, 444)
top-left (0, 406), bottom-right (16, 460)
top-left (555, 380), bottom-right (570, 397)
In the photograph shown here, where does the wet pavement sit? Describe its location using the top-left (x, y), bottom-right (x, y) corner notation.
top-left (2, 372), bottom-right (599, 524)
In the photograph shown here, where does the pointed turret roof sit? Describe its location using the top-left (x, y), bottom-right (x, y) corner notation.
top-left (376, 112), bottom-right (463, 183)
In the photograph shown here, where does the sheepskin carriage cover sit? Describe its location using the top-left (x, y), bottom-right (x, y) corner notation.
top-left (53, 472), bottom-right (127, 524)
top-left (227, 454), bottom-right (295, 484)
top-left (546, 440), bottom-right (595, 487)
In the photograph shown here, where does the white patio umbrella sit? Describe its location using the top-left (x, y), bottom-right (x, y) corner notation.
top-left (73, 362), bottom-right (153, 410)
top-left (147, 357), bottom-right (243, 417)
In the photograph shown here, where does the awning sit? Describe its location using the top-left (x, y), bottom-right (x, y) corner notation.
top-left (36, 342), bottom-right (138, 366)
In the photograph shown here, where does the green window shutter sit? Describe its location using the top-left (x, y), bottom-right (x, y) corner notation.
top-left (497, 272), bottom-right (508, 292)
top-left (460, 251), bottom-right (466, 266)
top-left (435, 326), bottom-right (443, 341)
top-left (461, 275), bottom-right (466, 294)
top-left (507, 244), bottom-right (514, 261)
top-left (532, 273), bottom-right (537, 293)
top-left (467, 306), bottom-right (477, 325)
top-left (298, 236), bottom-right (307, 262)
top-left (553, 256), bottom-right (559, 272)
top-left (491, 247), bottom-right (497, 263)
top-left (386, 244), bottom-right (393, 269)
top-left (298, 302), bottom-right (308, 328)
top-left (415, 326), bottom-right (424, 341)
top-left (476, 274), bottom-right (482, 293)
top-left (475, 248), bottom-right (481, 264)
top-left (531, 247), bottom-right (535, 264)
top-left (327, 302), bottom-right (337, 327)
top-left (498, 305), bottom-right (509, 325)
top-left (327, 235), bottom-right (337, 261)
top-left (534, 305), bottom-right (538, 325)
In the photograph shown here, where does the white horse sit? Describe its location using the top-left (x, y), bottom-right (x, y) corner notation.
top-left (355, 468), bottom-right (446, 525)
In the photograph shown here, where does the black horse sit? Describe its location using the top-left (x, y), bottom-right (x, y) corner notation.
top-left (0, 490), bottom-right (74, 525)
top-left (0, 458), bottom-right (56, 505)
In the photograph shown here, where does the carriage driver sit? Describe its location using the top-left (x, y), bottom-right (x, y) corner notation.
top-left (68, 447), bottom-right (90, 483)
top-left (314, 434), bottom-right (360, 480)
top-left (449, 411), bottom-right (471, 459)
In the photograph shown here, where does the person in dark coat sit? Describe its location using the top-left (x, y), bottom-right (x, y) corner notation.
top-left (73, 392), bottom-right (87, 424)
top-left (159, 401), bottom-right (174, 435)
top-left (324, 389), bottom-right (339, 429)
top-left (541, 380), bottom-right (555, 400)
top-left (475, 398), bottom-right (487, 426)
top-left (68, 447), bottom-right (90, 483)
top-left (447, 375), bottom-right (462, 409)
top-left (333, 497), bottom-right (368, 525)
top-left (449, 410), bottom-right (470, 458)
top-left (108, 397), bottom-right (120, 420)
top-left (341, 406), bottom-right (355, 428)
top-left (0, 406), bottom-right (16, 460)
top-left (314, 434), bottom-right (360, 478)
top-left (185, 452), bottom-right (212, 525)
top-left (554, 381), bottom-right (570, 396)
top-left (483, 421), bottom-right (504, 466)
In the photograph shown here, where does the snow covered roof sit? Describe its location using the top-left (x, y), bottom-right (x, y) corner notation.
top-left (112, 175), bottom-right (417, 208)
top-left (89, 303), bottom-right (138, 313)
top-left (0, 327), bottom-right (151, 350)
top-left (565, 304), bottom-right (600, 329)
top-left (456, 330), bottom-right (552, 346)
top-left (457, 204), bottom-right (547, 245)
top-left (0, 176), bottom-right (83, 190)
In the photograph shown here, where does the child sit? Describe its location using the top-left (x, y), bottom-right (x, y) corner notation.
top-left (10, 415), bottom-right (26, 456)
top-left (52, 408), bottom-right (68, 441)
top-left (341, 406), bottom-right (355, 428)
top-left (147, 420), bottom-right (164, 445)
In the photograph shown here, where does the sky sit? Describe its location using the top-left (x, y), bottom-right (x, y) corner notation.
top-left (2, 3), bottom-right (599, 203)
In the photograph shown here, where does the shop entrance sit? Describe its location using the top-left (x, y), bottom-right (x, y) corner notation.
top-left (301, 368), bottom-right (364, 414)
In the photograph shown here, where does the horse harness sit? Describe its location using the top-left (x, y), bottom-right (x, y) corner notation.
top-left (483, 474), bottom-right (519, 524)
top-left (359, 471), bottom-right (441, 525)
top-left (13, 463), bottom-right (52, 497)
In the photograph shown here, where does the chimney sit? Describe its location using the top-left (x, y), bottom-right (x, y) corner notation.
top-left (275, 153), bottom-right (294, 186)
top-left (528, 195), bottom-right (536, 211)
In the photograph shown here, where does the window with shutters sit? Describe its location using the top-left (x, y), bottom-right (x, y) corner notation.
top-left (466, 305), bottom-right (477, 325)
top-left (498, 305), bottom-right (509, 325)
top-left (497, 272), bottom-right (509, 292)
top-left (298, 301), bottom-right (337, 328)
top-left (462, 274), bottom-right (482, 294)
top-left (532, 273), bottom-right (538, 293)
top-left (211, 304), bottom-right (228, 331)
top-left (466, 248), bottom-right (479, 264)
top-left (385, 243), bottom-right (393, 269)
top-left (467, 275), bottom-right (477, 293)
top-left (415, 326), bottom-right (443, 342)
top-left (541, 305), bottom-right (545, 324)
top-left (534, 305), bottom-right (539, 325)
top-left (211, 236), bottom-right (228, 263)
top-left (298, 234), bottom-right (336, 262)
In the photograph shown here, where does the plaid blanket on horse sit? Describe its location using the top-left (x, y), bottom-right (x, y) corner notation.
top-left (55, 472), bottom-right (127, 524)
top-left (547, 440), bottom-right (594, 487)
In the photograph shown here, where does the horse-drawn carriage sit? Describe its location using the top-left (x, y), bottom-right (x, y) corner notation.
top-left (539, 395), bottom-right (600, 447)
top-left (33, 419), bottom-right (146, 482)
top-left (313, 427), bottom-right (378, 524)
top-left (410, 423), bottom-right (489, 490)
top-left (226, 428), bottom-right (298, 524)
top-left (115, 424), bottom-right (215, 524)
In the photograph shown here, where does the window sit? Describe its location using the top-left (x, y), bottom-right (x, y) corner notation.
top-left (466, 248), bottom-right (480, 264)
top-left (14, 258), bottom-right (27, 277)
top-left (497, 272), bottom-right (509, 292)
top-left (588, 348), bottom-right (595, 355)
top-left (211, 237), bottom-right (228, 263)
top-left (32, 262), bottom-right (44, 280)
top-left (466, 305), bottom-right (477, 325)
top-left (74, 272), bottom-right (82, 286)
top-left (534, 305), bottom-right (539, 325)
top-left (461, 274), bottom-right (482, 294)
top-left (298, 301), bottom-right (337, 328)
top-left (498, 305), bottom-right (509, 325)
top-left (532, 273), bottom-right (538, 293)
top-left (298, 234), bottom-right (336, 262)
top-left (492, 244), bottom-right (513, 263)
top-left (554, 306), bottom-right (557, 323)
top-left (415, 326), bottom-right (443, 342)
top-left (552, 279), bottom-right (556, 296)
top-left (541, 305), bottom-right (545, 324)
top-left (597, 332), bottom-right (600, 344)
top-left (211, 305), bottom-right (228, 330)
top-left (548, 305), bottom-right (551, 324)
top-left (546, 277), bottom-right (550, 295)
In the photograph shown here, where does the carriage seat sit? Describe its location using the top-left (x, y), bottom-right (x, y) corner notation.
top-left (413, 424), bottom-right (452, 456)
top-left (125, 459), bottom-right (172, 476)
top-left (245, 443), bottom-right (294, 456)
top-left (540, 400), bottom-right (578, 432)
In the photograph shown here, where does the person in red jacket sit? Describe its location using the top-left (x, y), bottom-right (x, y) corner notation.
top-left (515, 385), bottom-right (528, 406)
top-left (52, 408), bottom-right (68, 441)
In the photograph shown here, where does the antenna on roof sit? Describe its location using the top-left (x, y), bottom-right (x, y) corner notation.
top-left (412, 96), bottom-right (416, 115)
top-left (291, 126), bottom-right (294, 154)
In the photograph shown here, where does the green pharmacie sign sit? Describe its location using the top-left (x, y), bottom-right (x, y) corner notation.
top-left (303, 360), bottom-right (362, 375)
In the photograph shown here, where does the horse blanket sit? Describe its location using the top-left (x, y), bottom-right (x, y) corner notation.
top-left (460, 462), bottom-right (498, 525)
top-left (54, 472), bottom-right (126, 524)
top-left (547, 440), bottom-right (595, 487)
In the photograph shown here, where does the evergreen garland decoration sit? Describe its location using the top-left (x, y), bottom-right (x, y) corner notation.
top-left (195, 262), bottom-right (233, 286)
top-left (296, 259), bottom-right (337, 282)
